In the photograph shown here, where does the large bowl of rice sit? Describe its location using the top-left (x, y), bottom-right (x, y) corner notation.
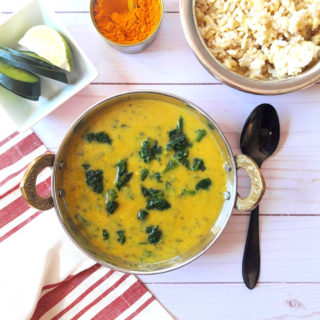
top-left (180, 0), bottom-right (320, 95)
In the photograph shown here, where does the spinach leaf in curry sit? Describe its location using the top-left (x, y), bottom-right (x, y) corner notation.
top-left (154, 172), bottom-right (163, 183)
top-left (84, 169), bottom-right (104, 194)
top-left (195, 178), bottom-right (212, 190)
top-left (166, 116), bottom-right (190, 152)
top-left (106, 189), bottom-right (119, 214)
top-left (145, 225), bottom-right (154, 233)
top-left (85, 131), bottom-right (112, 145)
top-left (106, 201), bottom-right (118, 214)
top-left (145, 225), bottom-right (162, 244)
top-left (139, 137), bottom-right (162, 163)
top-left (207, 121), bottom-right (215, 130)
top-left (191, 158), bottom-right (206, 171)
top-left (102, 229), bottom-right (109, 240)
top-left (82, 163), bottom-right (90, 170)
top-left (117, 230), bottom-right (126, 244)
top-left (137, 209), bottom-right (149, 220)
top-left (149, 172), bottom-right (163, 183)
top-left (163, 158), bottom-right (179, 173)
top-left (180, 189), bottom-right (196, 197)
top-left (115, 159), bottom-right (133, 190)
top-left (166, 117), bottom-right (207, 172)
top-left (174, 149), bottom-right (190, 169)
top-left (140, 168), bottom-right (149, 181)
top-left (141, 186), bottom-right (171, 211)
top-left (194, 129), bottom-right (207, 142)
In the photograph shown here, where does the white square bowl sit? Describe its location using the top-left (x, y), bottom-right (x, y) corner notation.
top-left (0, 0), bottom-right (98, 131)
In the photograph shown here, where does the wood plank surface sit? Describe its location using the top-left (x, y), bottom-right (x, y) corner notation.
top-left (0, 0), bottom-right (179, 12)
top-left (146, 283), bottom-right (320, 320)
top-left (1, 1), bottom-right (320, 319)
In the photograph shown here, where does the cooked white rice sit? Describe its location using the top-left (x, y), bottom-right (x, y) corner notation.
top-left (195, 0), bottom-right (320, 79)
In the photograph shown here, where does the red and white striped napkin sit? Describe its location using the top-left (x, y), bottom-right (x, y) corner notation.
top-left (0, 130), bottom-right (173, 320)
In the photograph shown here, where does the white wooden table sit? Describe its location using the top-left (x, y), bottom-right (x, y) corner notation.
top-left (1, 1), bottom-right (320, 319)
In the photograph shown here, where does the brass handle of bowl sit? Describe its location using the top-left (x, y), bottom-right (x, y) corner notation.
top-left (20, 153), bottom-right (55, 211)
top-left (235, 154), bottom-right (266, 212)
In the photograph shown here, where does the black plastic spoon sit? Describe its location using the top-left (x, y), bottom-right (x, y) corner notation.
top-left (240, 103), bottom-right (280, 289)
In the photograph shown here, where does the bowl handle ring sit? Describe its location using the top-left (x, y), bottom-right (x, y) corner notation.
top-left (20, 153), bottom-right (55, 211)
top-left (235, 154), bottom-right (266, 212)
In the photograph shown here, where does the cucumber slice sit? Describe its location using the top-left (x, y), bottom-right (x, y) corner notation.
top-left (0, 55), bottom-right (68, 83)
top-left (0, 58), bottom-right (38, 82)
top-left (0, 46), bottom-right (65, 72)
top-left (0, 59), bottom-right (40, 101)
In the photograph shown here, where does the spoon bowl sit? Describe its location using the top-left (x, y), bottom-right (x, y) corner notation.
top-left (240, 104), bottom-right (280, 167)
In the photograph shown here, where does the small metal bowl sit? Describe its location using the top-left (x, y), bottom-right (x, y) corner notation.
top-left (90, 0), bottom-right (163, 53)
top-left (180, 0), bottom-right (320, 95)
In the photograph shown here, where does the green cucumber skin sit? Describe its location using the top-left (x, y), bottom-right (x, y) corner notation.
top-left (0, 56), bottom-right (68, 84)
top-left (0, 46), bottom-right (64, 72)
top-left (0, 60), bottom-right (40, 100)
top-left (0, 79), bottom-right (40, 101)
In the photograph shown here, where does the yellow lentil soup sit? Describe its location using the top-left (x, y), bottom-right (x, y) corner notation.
top-left (61, 97), bottom-right (227, 265)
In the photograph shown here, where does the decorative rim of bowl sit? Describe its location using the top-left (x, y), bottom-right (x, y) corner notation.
top-left (180, 0), bottom-right (320, 95)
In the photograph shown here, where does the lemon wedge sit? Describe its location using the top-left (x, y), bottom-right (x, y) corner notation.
top-left (19, 25), bottom-right (73, 72)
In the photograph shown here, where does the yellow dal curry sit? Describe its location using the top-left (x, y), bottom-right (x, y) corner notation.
top-left (62, 98), bottom-right (227, 264)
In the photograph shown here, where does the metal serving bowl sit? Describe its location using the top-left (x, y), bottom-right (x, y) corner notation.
top-left (180, 0), bottom-right (320, 95)
top-left (20, 91), bottom-right (265, 274)
top-left (90, 0), bottom-right (163, 53)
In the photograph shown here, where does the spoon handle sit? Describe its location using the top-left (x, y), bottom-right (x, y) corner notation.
top-left (242, 206), bottom-right (260, 289)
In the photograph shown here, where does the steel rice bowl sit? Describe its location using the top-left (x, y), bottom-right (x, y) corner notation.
top-left (180, 0), bottom-right (320, 95)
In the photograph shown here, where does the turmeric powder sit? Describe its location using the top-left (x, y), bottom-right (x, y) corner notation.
top-left (94, 0), bottom-right (161, 45)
